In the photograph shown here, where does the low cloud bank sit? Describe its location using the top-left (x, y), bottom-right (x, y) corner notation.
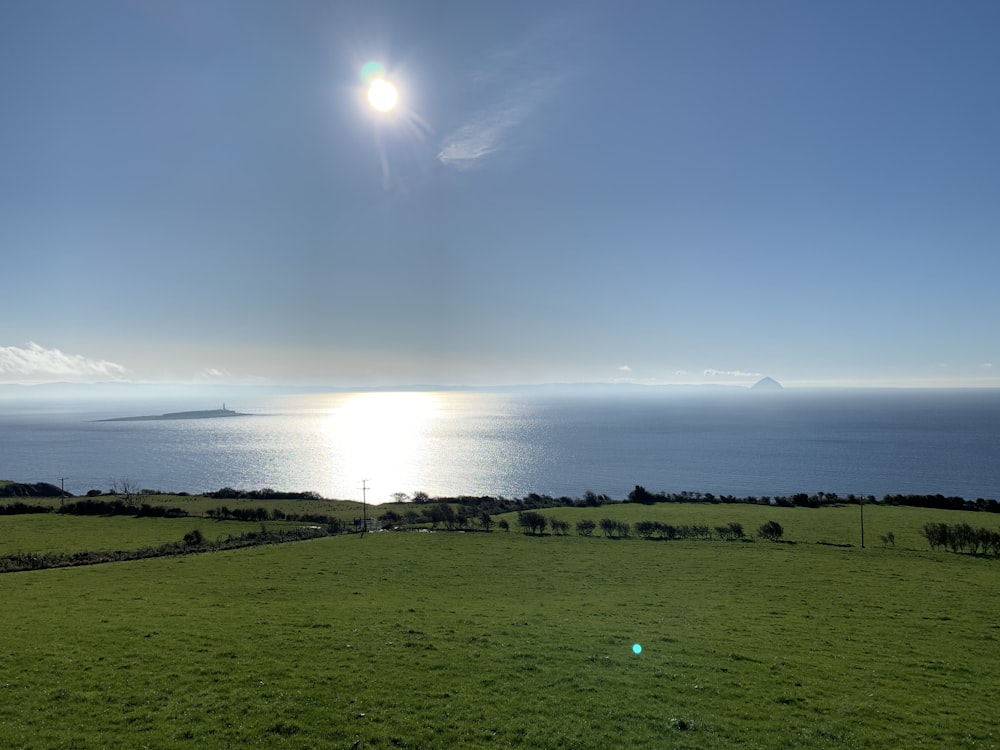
top-left (0, 342), bottom-right (130, 383)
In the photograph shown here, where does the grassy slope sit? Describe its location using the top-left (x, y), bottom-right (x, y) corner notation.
top-left (1, 516), bottom-right (999, 749)
top-left (0, 515), bottom-right (302, 555)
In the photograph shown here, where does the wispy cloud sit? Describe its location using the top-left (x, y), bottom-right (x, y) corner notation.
top-left (437, 14), bottom-right (576, 169)
top-left (437, 75), bottom-right (561, 169)
top-left (0, 342), bottom-right (130, 383)
top-left (618, 364), bottom-right (632, 372)
top-left (704, 369), bottom-right (762, 378)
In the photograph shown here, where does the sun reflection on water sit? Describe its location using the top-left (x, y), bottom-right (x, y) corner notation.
top-left (321, 392), bottom-right (441, 501)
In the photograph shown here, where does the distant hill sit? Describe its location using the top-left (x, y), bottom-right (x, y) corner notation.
top-left (751, 377), bottom-right (783, 391)
top-left (0, 481), bottom-right (65, 497)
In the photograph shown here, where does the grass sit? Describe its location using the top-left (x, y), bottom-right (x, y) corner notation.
top-left (0, 514), bottom-right (306, 556)
top-left (1, 504), bottom-right (1000, 748)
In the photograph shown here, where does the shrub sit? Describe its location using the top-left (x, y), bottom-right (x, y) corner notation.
top-left (758, 521), bottom-right (784, 542)
top-left (576, 519), bottom-right (596, 537)
top-left (635, 520), bottom-right (656, 539)
top-left (550, 518), bottom-right (570, 535)
top-left (716, 522), bottom-right (745, 541)
top-left (183, 529), bottom-right (205, 547)
top-left (627, 485), bottom-right (657, 504)
top-left (517, 511), bottom-right (547, 535)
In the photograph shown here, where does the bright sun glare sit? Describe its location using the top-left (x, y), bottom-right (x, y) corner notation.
top-left (367, 78), bottom-right (398, 112)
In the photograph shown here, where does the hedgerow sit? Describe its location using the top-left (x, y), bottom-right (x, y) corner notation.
top-left (0, 526), bottom-right (330, 574)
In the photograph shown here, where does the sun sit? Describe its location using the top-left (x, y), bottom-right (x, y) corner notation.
top-left (367, 78), bottom-right (398, 112)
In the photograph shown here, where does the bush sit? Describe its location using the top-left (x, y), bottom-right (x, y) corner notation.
top-left (758, 521), bottom-right (784, 542)
top-left (0, 502), bottom-right (52, 516)
top-left (635, 520), bottom-right (657, 539)
top-left (576, 519), bottom-right (596, 537)
top-left (517, 511), bottom-right (548, 535)
top-left (627, 485), bottom-right (657, 504)
top-left (183, 529), bottom-right (205, 547)
top-left (716, 522), bottom-right (744, 541)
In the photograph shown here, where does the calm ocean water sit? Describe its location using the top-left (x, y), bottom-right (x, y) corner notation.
top-left (1, 389), bottom-right (998, 504)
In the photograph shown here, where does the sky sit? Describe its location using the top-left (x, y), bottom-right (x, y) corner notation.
top-left (1, 0), bottom-right (999, 388)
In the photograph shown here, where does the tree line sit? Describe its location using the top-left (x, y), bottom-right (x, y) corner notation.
top-left (3, 482), bottom-right (995, 514)
top-left (922, 522), bottom-right (1000, 555)
top-left (514, 511), bottom-right (785, 543)
top-left (206, 505), bottom-right (347, 533)
top-left (391, 486), bottom-right (998, 514)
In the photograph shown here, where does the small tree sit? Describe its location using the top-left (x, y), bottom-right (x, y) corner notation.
top-left (480, 512), bottom-right (494, 532)
top-left (576, 519), bottom-right (596, 537)
top-left (498, 519), bottom-right (510, 532)
top-left (627, 485), bottom-right (657, 504)
top-left (110, 478), bottom-right (144, 508)
top-left (439, 503), bottom-right (459, 530)
top-left (758, 520), bottom-right (784, 542)
top-left (716, 522), bottom-right (744, 541)
top-left (183, 529), bottom-right (204, 547)
top-left (517, 511), bottom-right (547, 535)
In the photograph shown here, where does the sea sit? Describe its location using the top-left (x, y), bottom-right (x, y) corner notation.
top-left (1, 387), bottom-right (998, 504)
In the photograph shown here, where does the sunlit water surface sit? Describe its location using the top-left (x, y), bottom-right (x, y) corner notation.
top-left (1, 389), bottom-right (998, 503)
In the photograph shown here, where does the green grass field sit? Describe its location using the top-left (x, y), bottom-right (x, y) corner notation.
top-left (0, 514), bottom-right (302, 556)
top-left (520, 502), bottom-right (969, 550)
top-left (1, 504), bottom-right (999, 748)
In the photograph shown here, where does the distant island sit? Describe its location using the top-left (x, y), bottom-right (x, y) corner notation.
top-left (97, 405), bottom-right (249, 422)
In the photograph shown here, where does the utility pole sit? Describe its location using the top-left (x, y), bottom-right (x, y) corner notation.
top-left (860, 495), bottom-right (865, 549)
top-left (58, 477), bottom-right (68, 508)
top-left (360, 479), bottom-right (369, 538)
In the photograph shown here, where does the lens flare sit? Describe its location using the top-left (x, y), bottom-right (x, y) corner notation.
top-left (360, 61), bottom-right (386, 85)
top-left (632, 643), bottom-right (643, 655)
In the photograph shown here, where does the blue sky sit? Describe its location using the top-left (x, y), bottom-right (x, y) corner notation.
top-left (1, 0), bottom-right (998, 387)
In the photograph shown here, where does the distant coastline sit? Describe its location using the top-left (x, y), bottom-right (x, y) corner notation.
top-left (97, 406), bottom-right (248, 422)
